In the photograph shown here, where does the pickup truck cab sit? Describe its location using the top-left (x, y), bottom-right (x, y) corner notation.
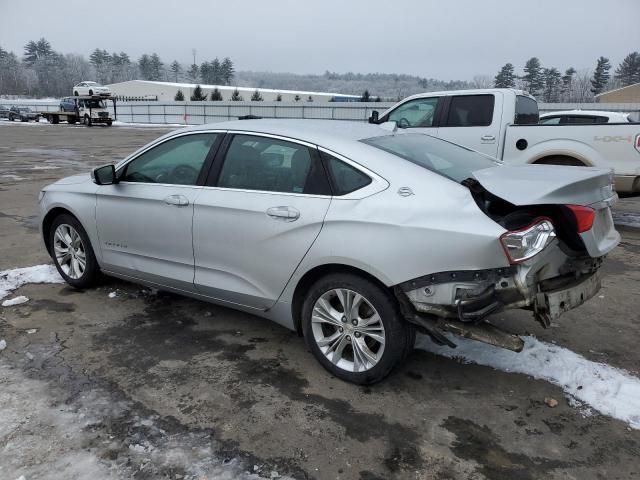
top-left (372, 89), bottom-right (640, 193)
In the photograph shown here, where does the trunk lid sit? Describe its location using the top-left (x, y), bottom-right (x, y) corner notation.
top-left (472, 164), bottom-right (615, 207)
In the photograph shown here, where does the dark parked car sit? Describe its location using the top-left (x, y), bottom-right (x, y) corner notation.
top-left (9, 106), bottom-right (40, 122)
top-left (0, 105), bottom-right (10, 119)
top-left (59, 97), bottom-right (77, 113)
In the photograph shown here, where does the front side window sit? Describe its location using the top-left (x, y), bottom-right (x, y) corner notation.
top-left (320, 151), bottom-right (371, 195)
top-left (515, 95), bottom-right (539, 125)
top-left (362, 133), bottom-right (498, 184)
top-left (444, 95), bottom-right (495, 127)
top-left (388, 97), bottom-right (439, 128)
top-left (121, 133), bottom-right (218, 185)
top-left (217, 135), bottom-right (329, 194)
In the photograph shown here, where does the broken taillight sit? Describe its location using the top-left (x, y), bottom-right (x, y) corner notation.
top-left (500, 218), bottom-right (556, 264)
top-left (566, 205), bottom-right (595, 233)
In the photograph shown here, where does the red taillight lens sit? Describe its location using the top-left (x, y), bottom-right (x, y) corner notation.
top-left (566, 205), bottom-right (595, 233)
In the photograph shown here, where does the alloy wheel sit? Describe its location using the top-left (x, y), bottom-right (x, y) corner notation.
top-left (311, 288), bottom-right (386, 372)
top-left (53, 223), bottom-right (86, 279)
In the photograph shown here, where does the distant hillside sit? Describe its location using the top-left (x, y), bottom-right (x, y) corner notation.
top-left (235, 71), bottom-right (471, 100)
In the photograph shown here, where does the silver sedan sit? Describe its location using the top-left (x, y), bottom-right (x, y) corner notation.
top-left (39, 120), bottom-right (620, 384)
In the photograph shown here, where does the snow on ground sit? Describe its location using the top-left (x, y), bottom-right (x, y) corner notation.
top-left (0, 264), bottom-right (63, 301)
top-left (1, 295), bottom-right (29, 307)
top-left (417, 334), bottom-right (640, 429)
top-left (613, 212), bottom-right (640, 229)
top-left (0, 174), bottom-right (26, 181)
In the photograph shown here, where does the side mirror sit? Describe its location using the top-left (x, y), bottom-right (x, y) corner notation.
top-left (92, 164), bottom-right (117, 185)
top-left (368, 110), bottom-right (379, 124)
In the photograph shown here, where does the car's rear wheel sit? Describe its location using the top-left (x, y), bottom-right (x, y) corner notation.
top-left (302, 273), bottom-right (415, 384)
top-left (50, 214), bottom-right (100, 289)
top-left (74, 91), bottom-right (79, 96)
top-left (88, 89), bottom-right (93, 96)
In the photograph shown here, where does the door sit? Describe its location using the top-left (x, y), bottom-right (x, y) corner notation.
top-left (96, 132), bottom-right (220, 291)
top-left (193, 133), bottom-right (332, 309)
top-left (385, 96), bottom-right (440, 137)
top-left (436, 93), bottom-right (502, 157)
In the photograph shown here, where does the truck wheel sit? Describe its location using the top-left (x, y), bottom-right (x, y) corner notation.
top-left (88, 89), bottom-right (93, 96)
top-left (74, 91), bottom-right (79, 96)
top-left (83, 115), bottom-right (92, 127)
top-left (106, 120), bottom-right (113, 126)
top-left (9, 114), bottom-right (14, 121)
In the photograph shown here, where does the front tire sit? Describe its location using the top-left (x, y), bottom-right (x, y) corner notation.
top-left (301, 273), bottom-right (415, 384)
top-left (83, 115), bottom-right (92, 127)
top-left (50, 214), bottom-right (100, 289)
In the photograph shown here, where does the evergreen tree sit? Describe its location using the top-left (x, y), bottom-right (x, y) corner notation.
top-left (307, 95), bottom-right (313, 102)
top-left (149, 53), bottom-right (163, 81)
top-left (174, 89), bottom-right (185, 101)
top-left (210, 87), bottom-right (223, 100)
top-left (231, 88), bottom-right (243, 101)
top-left (170, 61), bottom-right (182, 82)
top-left (221, 57), bottom-right (234, 85)
top-left (294, 94), bottom-right (301, 101)
top-left (190, 84), bottom-right (207, 101)
top-left (199, 61), bottom-right (212, 83)
top-left (561, 67), bottom-right (576, 101)
top-left (542, 67), bottom-right (562, 102)
top-left (522, 57), bottom-right (544, 96)
top-left (187, 63), bottom-right (199, 83)
top-left (494, 63), bottom-right (515, 88)
top-left (360, 89), bottom-right (371, 102)
top-left (138, 54), bottom-right (153, 80)
top-left (251, 89), bottom-right (263, 101)
top-left (590, 57), bottom-right (611, 95)
top-left (276, 94), bottom-right (282, 101)
top-left (615, 52), bottom-right (640, 87)
top-left (23, 38), bottom-right (54, 65)
top-left (211, 58), bottom-right (222, 84)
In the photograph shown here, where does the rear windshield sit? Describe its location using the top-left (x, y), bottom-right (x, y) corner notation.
top-left (361, 133), bottom-right (498, 183)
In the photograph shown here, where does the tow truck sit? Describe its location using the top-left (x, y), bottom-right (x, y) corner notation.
top-left (41, 95), bottom-right (117, 127)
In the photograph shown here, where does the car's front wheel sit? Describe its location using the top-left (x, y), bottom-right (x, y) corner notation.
top-left (302, 273), bottom-right (415, 384)
top-left (50, 214), bottom-right (100, 288)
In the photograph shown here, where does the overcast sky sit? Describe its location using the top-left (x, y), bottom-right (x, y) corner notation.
top-left (1, 0), bottom-right (638, 80)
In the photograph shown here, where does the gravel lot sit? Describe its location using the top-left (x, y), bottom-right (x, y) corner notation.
top-left (1, 121), bottom-right (639, 480)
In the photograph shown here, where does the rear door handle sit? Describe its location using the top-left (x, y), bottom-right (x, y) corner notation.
top-left (163, 194), bottom-right (189, 207)
top-left (267, 206), bottom-right (300, 222)
top-left (481, 135), bottom-right (496, 142)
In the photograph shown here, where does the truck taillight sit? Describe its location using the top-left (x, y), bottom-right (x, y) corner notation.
top-left (566, 205), bottom-right (595, 233)
top-left (500, 218), bottom-right (556, 264)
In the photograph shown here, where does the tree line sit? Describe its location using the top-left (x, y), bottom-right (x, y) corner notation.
top-left (0, 38), bottom-right (236, 98)
top-left (494, 52), bottom-right (640, 102)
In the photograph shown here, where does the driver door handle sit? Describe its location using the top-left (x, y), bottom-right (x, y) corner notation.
top-left (163, 194), bottom-right (189, 207)
top-left (266, 206), bottom-right (300, 222)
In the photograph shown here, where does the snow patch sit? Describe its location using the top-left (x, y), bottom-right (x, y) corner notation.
top-left (108, 291), bottom-right (117, 298)
top-left (613, 212), bottom-right (640, 229)
top-left (0, 339), bottom-right (6, 351)
top-left (417, 334), bottom-right (640, 429)
top-left (0, 264), bottom-right (63, 300)
top-left (2, 295), bottom-right (29, 307)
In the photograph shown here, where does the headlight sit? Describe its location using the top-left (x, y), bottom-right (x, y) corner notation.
top-left (500, 218), bottom-right (556, 264)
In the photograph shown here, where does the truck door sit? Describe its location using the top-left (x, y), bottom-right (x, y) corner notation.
top-left (436, 93), bottom-right (502, 158)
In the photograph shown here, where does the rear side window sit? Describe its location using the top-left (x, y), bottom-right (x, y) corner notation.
top-left (515, 96), bottom-right (539, 125)
top-left (320, 151), bottom-right (371, 195)
top-left (444, 95), bottom-right (494, 127)
top-left (562, 115), bottom-right (608, 124)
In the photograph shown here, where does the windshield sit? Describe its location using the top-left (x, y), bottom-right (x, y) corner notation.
top-left (84, 99), bottom-right (106, 109)
top-left (361, 133), bottom-right (498, 183)
top-left (86, 82), bottom-right (99, 86)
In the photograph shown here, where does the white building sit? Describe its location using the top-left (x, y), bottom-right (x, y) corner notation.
top-left (105, 80), bottom-right (359, 103)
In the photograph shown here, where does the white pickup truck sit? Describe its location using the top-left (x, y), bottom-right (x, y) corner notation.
top-left (370, 88), bottom-right (640, 193)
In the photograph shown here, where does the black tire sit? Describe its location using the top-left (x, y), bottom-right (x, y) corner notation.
top-left (301, 273), bottom-right (415, 384)
top-left (84, 115), bottom-right (92, 127)
top-left (106, 120), bottom-right (112, 126)
top-left (49, 214), bottom-right (101, 289)
top-left (88, 89), bottom-right (93, 96)
top-left (74, 91), bottom-right (79, 96)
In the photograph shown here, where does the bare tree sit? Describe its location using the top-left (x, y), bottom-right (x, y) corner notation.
top-left (471, 74), bottom-right (493, 89)
top-left (571, 69), bottom-right (594, 103)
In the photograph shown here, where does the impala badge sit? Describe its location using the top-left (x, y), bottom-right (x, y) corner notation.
top-left (397, 187), bottom-right (414, 197)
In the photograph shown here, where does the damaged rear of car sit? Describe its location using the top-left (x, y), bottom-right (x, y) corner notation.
top-left (363, 133), bottom-right (620, 353)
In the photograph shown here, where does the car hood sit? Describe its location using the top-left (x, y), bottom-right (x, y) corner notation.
top-left (472, 164), bottom-right (615, 207)
top-left (50, 173), bottom-right (91, 186)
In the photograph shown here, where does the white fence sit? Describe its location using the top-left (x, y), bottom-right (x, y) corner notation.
top-left (2, 99), bottom-right (640, 125)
